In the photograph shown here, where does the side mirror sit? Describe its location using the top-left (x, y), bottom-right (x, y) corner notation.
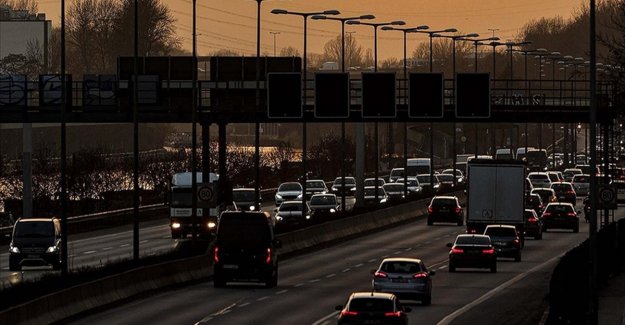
top-left (403, 307), bottom-right (412, 313)
top-left (446, 243), bottom-right (453, 248)
top-left (273, 239), bottom-right (282, 249)
top-left (429, 270), bottom-right (436, 276)
top-left (335, 305), bottom-right (343, 311)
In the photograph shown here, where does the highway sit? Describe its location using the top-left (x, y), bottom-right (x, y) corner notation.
top-left (64, 197), bottom-right (605, 325)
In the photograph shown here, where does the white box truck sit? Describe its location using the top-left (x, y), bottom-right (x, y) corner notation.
top-left (466, 160), bottom-right (526, 237)
top-left (168, 172), bottom-right (220, 239)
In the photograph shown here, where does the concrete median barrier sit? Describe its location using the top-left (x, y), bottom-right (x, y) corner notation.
top-left (0, 194), bottom-right (464, 325)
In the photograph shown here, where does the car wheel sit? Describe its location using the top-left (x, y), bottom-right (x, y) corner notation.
top-left (422, 294), bottom-right (432, 306)
top-left (490, 264), bottom-right (497, 273)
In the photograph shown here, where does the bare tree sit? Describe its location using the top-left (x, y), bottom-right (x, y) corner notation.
top-left (280, 46), bottom-right (300, 57)
top-left (0, 0), bottom-right (38, 14)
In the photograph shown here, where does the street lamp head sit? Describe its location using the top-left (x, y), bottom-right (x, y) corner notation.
top-left (444, 28), bottom-right (458, 33)
top-left (465, 33), bottom-right (480, 38)
top-left (431, 33), bottom-right (443, 38)
top-left (489, 41), bottom-right (502, 46)
top-left (550, 51), bottom-right (561, 56)
top-left (323, 10), bottom-right (340, 15)
top-left (536, 48), bottom-right (548, 53)
top-left (346, 20), bottom-right (361, 25)
top-left (359, 14), bottom-right (375, 20)
top-left (486, 37), bottom-right (500, 41)
top-left (381, 26), bottom-right (395, 31)
top-left (391, 20), bottom-right (406, 25)
top-left (414, 25), bottom-right (429, 30)
top-left (574, 57), bottom-right (584, 61)
top-left (563, 55), bottom-right (574, 60)
top-left (311, 15), bottom-right (327, 20)
top-left (271, 9), bottom-right (288, 14)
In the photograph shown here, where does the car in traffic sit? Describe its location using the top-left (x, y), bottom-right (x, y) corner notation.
top-left (232, 188), bottom-right (261, 211)
top-left (550, 181), bottom-right (577, 205)
top-left (394, 177), bottom-right (423, 197)
top-left (427, 196), bottom-right (463, 226)
top-left (416, 174), bottom-right (440, 195)
top-left (274, 182), bottom-right (303, 205)
top-left (274, 201), bottom-right (312, 227)
top-left (524, 209), bottom-right (543, 239)
top-left (528, 172), bottom-right (552, 189)
top-left (525, 193), bottom-right (544, 214)
top-left (9, 217), bottom-right (63, 271)
top-left (547, 171), bottom-right (564, 183)
top-left (305, 179), bottom-right (328, 201)
top-left (382, 183), bottom-right (406, 203)
top-left (441, 168), bottom-right (465, 185)
top-left (364, 178), bottom-right (386, 188)
top-left (571, 174), bottom-right (591, 196)
top-left (483, 224), bottom-right (522, 261)
top-left (212, 211), bottom-right (281, 288)
top-left (309, 193), bottom-right (340, 218)
top-left (576, 164), bottom-right (600, 175)
top-left (436, 173), bottom-right (456, 192)
top-left (335, 292), bottom-right (411, 325)
top-left (541, 202), bottom-right (580, 233)
top-left (372, 257), bottom-right (435, 305)
top-left (388, 168), bottom-right (405, 183)
top-left (447, 234), bottom-right (497, 273)
top-left (331, 176), bottom-right (357, 197)
top-left (531, 188), bottom-right (556, 205)
top-left (614, 180), bottom-right (625, 203)
top-left (562, 168), bottom-right (583, 182)
top-left (363, 186), bottom-right (388, 206)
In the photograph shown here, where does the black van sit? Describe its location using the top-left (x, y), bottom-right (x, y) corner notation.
top-left (9, 217), bottom-right (62, 271)
top-left (212, 211), bottom-right (281, 288)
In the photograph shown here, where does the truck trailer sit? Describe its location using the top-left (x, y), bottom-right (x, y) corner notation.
top-left (169, 172), bottom-right (219, 239)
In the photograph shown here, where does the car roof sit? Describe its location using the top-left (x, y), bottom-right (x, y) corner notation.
top-left (350, 292), bottom-right (396, 300)
top-left (485, 224), bottom-right (517, 229)
top-left (16, 218), bottom-right (55, 223)
top-left (456, 234), bottom-right (489, 239)
top-left (311, 193), bottom-right (335, 198)
top-left (432, 195), bottom-right (458, 200)
top-left (380, 257), bottom-right (422, 264)
top-left (233, 188), bottom-right (254, 192)
top-left (306, 179), bottom-right (325, 183)
top-left (546, 202), bottom-right (575, 207)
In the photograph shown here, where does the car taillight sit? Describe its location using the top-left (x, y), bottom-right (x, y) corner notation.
top-left (482, 248), bottom-right (495, 254)
top-left (213, 246), bottom-right (219, 264)
top-left (543, 212), bottom-right (551, 217)
top-left (538, 204), bottom-right (543, 209)
top-left (528, 217), bottom-right (537, 222)
top-left (266, 248), bottom-right (272, 264)
top-left (428, 206), bottom-right (433, 214)
top-left (455, 207), bottom-right (462, 214)
top-left (384, 311), bottom-right (402, 317)
top-left (341, 310), bottom-right (358, 316)
top-left (567, 212), bottom-right (577, 217)
top-left (451, 247), bottom-right (464, 254)
top-left (567, 190), bottom-right (576, 194)
top-left (374, 271), bottom-right (388, 278)
top-left (413, 272), bottom-right (428, 279)
top-left (513, 238), bottom-right (520, 246)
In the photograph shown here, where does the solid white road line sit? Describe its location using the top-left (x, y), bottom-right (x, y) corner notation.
top-left (311, 311), bottom-right (340, 325)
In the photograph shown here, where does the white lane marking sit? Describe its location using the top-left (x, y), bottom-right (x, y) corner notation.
top-left (354, 263), bottom-right (364, 268)
top-left (309, 279), bottom-right (321, 283)
top-left (438, 265), bottom-right (447, 270)
top-left (102, 247), bottom-right (113, 251)
top-left (1, 267), bottom-right (7, 271)
top-left (382, 255), bottom-right (390, 258)
top-left (140, 240), bottom-right (149, 244)
top-left (312, 311), bottom-right (340, 325)
top-left (325, 274), bottom-right (336, 278)
top-left (437, 254), bottom-right (561, 325)
top-left (257, 296), bottom-right (271, 301)
top-left (276, 289), bottom-right (288, 295)
top-left (120, 244), bottom-right (130, 248)
top-left (238, 302), bottom-right (250, 308)
top-left (393, 251), bottom-right (402, 255)
top-left (295, 283), bottom-right (305, 287)
top-left (83, 250), bottom-right (97, 255)
top-left (342, 268), bottom-right (351, 273)
top-left (368, 258), bottom-right (377, 263)
top-left (404, 247), bottom-right (412, 251)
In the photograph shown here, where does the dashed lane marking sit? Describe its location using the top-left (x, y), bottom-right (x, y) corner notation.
top-left (276, 289), bottom-right (288, 295)
top-left (325, 274), bottom-right (336, 278)
top-left (257, 296), bottom-right (271, 301)
top-left (342, 268), bottom-right (351, 273)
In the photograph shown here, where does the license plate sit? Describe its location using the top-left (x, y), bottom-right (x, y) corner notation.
top-left (392, 279), bottom-right (408, 283)
top-left (363, 321), bottom-right (381, 325)
top-left (495, 242), bottom-right (506, 246)
top-left (223, 264), bottom-right (238, 270)
top-left (27, 255), bottom-right (40, 258)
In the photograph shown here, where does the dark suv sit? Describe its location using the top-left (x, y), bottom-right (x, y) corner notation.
top-left (483, 224), bottom-right (522, 262)
top-left (427, 196), bottom-right (463, 226)
top-left (9, 217), bottom-right (62, 271)
top-left (212, 211), bottom-right (281, 288)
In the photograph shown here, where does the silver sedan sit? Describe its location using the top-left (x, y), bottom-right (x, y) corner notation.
top-left (371, 257), bottom-right (435, 305)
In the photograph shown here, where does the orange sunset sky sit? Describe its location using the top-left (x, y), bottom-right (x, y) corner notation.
top-left (38, 0), bottom-right (586, 61)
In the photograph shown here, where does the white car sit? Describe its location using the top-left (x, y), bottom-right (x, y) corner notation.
top-left (275, 182), bottom-right (303, 205)
top-left (528, 172), bottom-right (552, 189)
top-left (571, 174), bottom-right (591, 196)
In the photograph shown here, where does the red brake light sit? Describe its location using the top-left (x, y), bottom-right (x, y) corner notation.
top-left (455, 207), bottom-right (462, 214)
top-left (528, 217), bottom-right (537, 222)
top-left (567, 190), bottom-right (576, 194)
top-left (513, 238), bottom-right (520, 245)
top-left (427, 206), bottom-right (433, 214)
top-left (482, 248), bottom-right (495, 254)
top-left (384, 311), bottom-right (402, 317)
top-left (341, 310), bottom-right (358, 316)
top-left (213, 246), bottom-right (219, 263)
top-left (543, 212), bottom-right (551, 217)
top-left (374, 271), bottom-right (388, 278)
top-left (266, 248), bottom-right (272, 264)
top-left (451, 247), bottom-right (464, 254)
top-left (567, 212), bottom-right (577, 217)
top-left (413, 272), bottom-right (428, 279)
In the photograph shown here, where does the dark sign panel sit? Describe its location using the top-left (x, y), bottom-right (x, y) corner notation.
top-left (362, 72), bottom-right (396, 118)
top-left (267, 72), bottom-right (302, 118)
top-left (314, 72), bottom-right (349, 118)
top-left (455, 73), bottom-right (490, 118)
top-left (0, 74), bottom-right (27, 107)
top-left (408, 73), bottom-right (443, 118)
top-left (39, 74), bottom-right (72, 107)
top-left (83, 74), bottom-right (117, 107)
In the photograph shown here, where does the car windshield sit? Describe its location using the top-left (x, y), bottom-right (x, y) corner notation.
top-left (431, 198), bottom-right (456, 207)
top-left (364, 188), bottom-right (385, 196)
top-left (383, 184), bottom-right (404, 192)
top-left (217, 214), bottom-right (270, 247)
top-left (524, 211), bottom-right (536, 218)
top-left (380, 261), bottom-right (422, 273)
top-left (13, 221), bottom-right (54, 237)
top-left (233, 190), bottom-right (255, 202)
top-left (437, 174), bottom-right (454, 182)
top-left (349, 298), bottom-right (394, 312)
top-left (529, 174), bottom-right (548, 180)
top-left (279, 203), bottom-right (302, 211)
top-left (455, 236), bottom-right (490, 245)
top-left (310, 196), bottom-right (336, 205)
top-left (551, 184), bottom-right (573, 192)
top-left (334, 178), bottom-right (355, 185)
top-left (485, 228), bottom-right (517, 237)
top-left (279, 183), bottom-right (301, 191)
top-left (307, 181), bottom-right (325, 188)
top-left (171, 187), bottom-right (192, 206)
top-left (573, 176), bottom-right (589, 183)
top-left (365, 179), bottom-right (384, 186)
top-left (390, 169), bottom-right (404, 177)
top-left (547, 205), bottom-right (574, 213)
top-left (417, 175), bottom-right (433, 183)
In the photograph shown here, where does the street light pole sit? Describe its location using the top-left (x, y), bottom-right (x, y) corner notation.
top-left (270, 31), bottom-right (280, 56)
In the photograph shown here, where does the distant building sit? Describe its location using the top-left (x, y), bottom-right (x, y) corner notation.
top-left (0, 6), bottom-right (51, 68)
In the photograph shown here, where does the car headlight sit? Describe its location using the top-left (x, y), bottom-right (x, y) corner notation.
top-left (296, 194), bottom-right (303, 199)
top-left (46, 246), bottom-right (58, 253)
top-left (276, 215), bottom-right (283, 221)
top-left (275, 194), bottom-right (283, 199)
top-left (330, 208), bottom-right (336, 213)
top-left (207, 221), bottom-right (216, 229)
top-left (249, 205), bottom-right (256, 211)
top-left (306, 215), bottom-right (311, 220)
top-left (171, 222), bottom-right (181, 229)
top-left (331, 187), bottom-right (338, 191)
top-left (9, 246), bottom-right (20, 254)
